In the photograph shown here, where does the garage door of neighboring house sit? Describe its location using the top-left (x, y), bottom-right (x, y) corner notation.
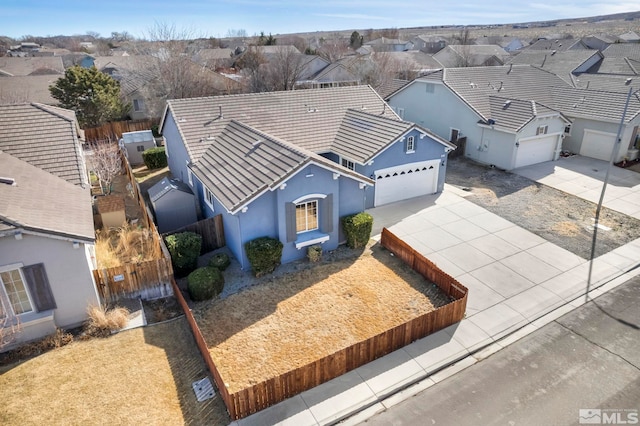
top-left (514, 135), bottom-right (559, 169)
top-left (580, 129), bottom-right (617, 161)
top-left (374, 160), bottom-right (440, 206)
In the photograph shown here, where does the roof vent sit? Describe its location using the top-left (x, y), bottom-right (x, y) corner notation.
top-left (469, 82), bottom-right (477, 88)
top-left (253, 140), bottom-right (262, 147)
top-left (626, 78), bottom-right (633, 85)
top-left (503, 100), bottom-right (512, 108)
top-left (206, 134), bottom-right (214, 141)
top-left (551, 50), bottom-right (557, 55)
top-left (0, 177), bottom-right (16, 186)
top-left (178, 117), bottom-right (187, 122)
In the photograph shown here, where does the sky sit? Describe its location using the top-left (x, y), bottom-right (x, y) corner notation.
top-left (1, 0), bottom-right (638, 39)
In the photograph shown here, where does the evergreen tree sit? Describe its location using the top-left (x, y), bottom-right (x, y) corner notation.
top-left (49, 66), bottom-right (129, 128)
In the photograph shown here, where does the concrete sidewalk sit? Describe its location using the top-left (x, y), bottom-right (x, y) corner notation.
top-left (232, 186), bottom-right (640, 426)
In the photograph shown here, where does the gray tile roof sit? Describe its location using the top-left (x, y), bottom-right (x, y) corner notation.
top-left (413, 64), bottom-right (640, 125)
top-left (435, 65), bottom-right (571, 120)
top-left (163, 85), bottom-right (399, 164)
top-left (524, 39), bottom-right (586, 52)
top-left (507, 50), bottom-right (601, 80)
top-left (586, 57), bottom-right (639, 75)
top-left (377, 51), bottom-right (443, 71)
top-left (0, 74), bottom-right (58, 104)
top-left (377, 78), bottom-right (411, 99)
top-left (332, 109), bottom-right (415, 162)
top-left (191, 120), bottom-right (372, 213)
top-left (601, 44), bottom-right (640, 60)
top-left (487, 97), bottom-right (560, 132)
top-left (0, 103), bottom-right (86, 186)
top-left (0, 56), bottom-right (64, 77)
top-left (571, 73), bottom-right (638, 93)
top-left (0, 151), bottom-right (94, 241)
top-left (550, 86), bottom-right (640, 124)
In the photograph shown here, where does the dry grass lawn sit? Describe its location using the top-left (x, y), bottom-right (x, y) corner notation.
top-left (0, 318), bottom-right (229, 426)
top-left (197, 244), bottom-right (452, 393)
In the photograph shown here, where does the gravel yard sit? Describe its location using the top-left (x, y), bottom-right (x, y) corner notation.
top-left (446, 158), bottom-right (640, 258)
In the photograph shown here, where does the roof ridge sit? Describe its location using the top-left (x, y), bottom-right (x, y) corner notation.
top-left (30, 102), bottom-right (75, 123)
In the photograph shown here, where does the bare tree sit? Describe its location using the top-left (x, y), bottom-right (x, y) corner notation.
top-left (264, 47), bottom-right (307, 91)
top-left (317, 37), bottom-right (350, 63)
top-left (88, 139), bottom-right (122, 195)
top-left (236, 45), bottom-right (269, 92)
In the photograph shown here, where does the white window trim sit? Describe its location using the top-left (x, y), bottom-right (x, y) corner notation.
top-left (296, 200), bottom-right (319, 234)
top-left (406, 135), bottom-right (415, 153)
top-left (204, 187), bottom-right (214, 210)
top-left (536, 125), bottom-right (549, 135)
top-left (341, 157), bottom-right (355, 171)
top-left (0, 264), bottom-right (34, 318)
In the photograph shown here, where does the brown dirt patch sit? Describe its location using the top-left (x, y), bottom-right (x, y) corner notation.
top-left (446, 158), bottom-right (640, 258)
top-left (196, 243), bottom-right (452, 393)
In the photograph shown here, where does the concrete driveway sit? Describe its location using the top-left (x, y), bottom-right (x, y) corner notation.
top-left (368, 184), bottom-right (639, 338)
top-left (513, 155), bottom-right (640, 220)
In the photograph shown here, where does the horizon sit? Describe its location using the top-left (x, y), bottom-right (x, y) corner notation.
top-left (2, 1), bottom-right (639, 40)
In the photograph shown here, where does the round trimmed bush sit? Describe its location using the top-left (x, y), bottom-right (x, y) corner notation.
top-left (245, 236), bottom-right (283, 277)
top-left (187, 266), bottom-right (224, 301)
top-left (209, 252), bottom-right (231, 271)
top-left (165, 231), bottom-right (202, 277)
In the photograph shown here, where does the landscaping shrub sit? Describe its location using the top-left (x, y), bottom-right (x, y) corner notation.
top-left (341, 212), bottom-right (373, 249)
top-left (165, 232), bottom-right (202, 276)
top-left (187, 266), bottom-right (224, 301)
top-left (245, 236), bottom-right (283, 277)
top-left (209, 252), bottom-right (231, 271)
top-left (307, 245), bottom-right (322, 262)
top-left (142, 147), bottom-right (167, 170)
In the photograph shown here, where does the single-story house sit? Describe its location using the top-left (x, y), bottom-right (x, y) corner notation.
top-left (387, 64), bottom-right (640, 167)
top-left (159, 86), bottom-right (455, 269)
top-left (433, 45), bottom-right (510, 68)
top-left (0, 103), bottom-right (100, 349)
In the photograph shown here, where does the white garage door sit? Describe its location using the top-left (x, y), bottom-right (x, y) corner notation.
top-left (514, 135), bottom-right (558, 169)
top-left (374, 160), bottom-right (440, 206)
top-left (580, 130), bottom-right (617, 161)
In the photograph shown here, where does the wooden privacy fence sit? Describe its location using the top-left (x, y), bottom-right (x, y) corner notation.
top-left (93, 150), bottom-right (175, 303)
top-left (162, 215), bottom-right (226, 253)
top-left (84, 118), bottom-right (158, 142)
top-left (180, 227), bottom-right (468, 420)
top-left (93, 258), bottom-right (173, 303)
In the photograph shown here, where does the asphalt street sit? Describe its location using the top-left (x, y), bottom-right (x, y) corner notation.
top-left (360, 275), bottom-right (640, 426)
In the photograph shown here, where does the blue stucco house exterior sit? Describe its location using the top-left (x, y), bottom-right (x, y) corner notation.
top-left (159, 86), bottom-right (455, 269)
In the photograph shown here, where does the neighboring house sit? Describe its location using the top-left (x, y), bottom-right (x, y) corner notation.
top-left (388, 64), bottom-right (640, 166)
top-left (433, 45), bottom-right (510, 68)
top-left (94, 55), bottom-right (244, 120)
top-left (365, 38), bottom-right (413, 52)
top-left (601, 43), bottom-right (640, 60)
top-left (296, 61), bottom-right (360, 88)
top-left (376, 51), bottom-right (443, 75)
top-left (475, 36), bottom-right (525, 52)
top-left (6, 42), bottom-right (41, 57)
top-left (0, 103), bottom-right (100, 349)
top-left (0, 75), bottom-right (59, 105)
top-left (524, 38), bottom-right (588, 52)
top-left (618, 31), bottom-right (640, 43)
top-left (193, 48), bottom-right (234, 70)
top-left (507, 49), bottom-right (602, 84)
top-left (376, 79), bottom-right (410, 100)
top-left (409, 35), bottom-right (448, 54)
top-left (159, 86), bottom-right (454, 269)
top-left (0, 56), bottom-right (65, 77)
top-left (61, 53), bottom-right (95, 69)
top-left (580, 34), bottom-right (620, 51)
